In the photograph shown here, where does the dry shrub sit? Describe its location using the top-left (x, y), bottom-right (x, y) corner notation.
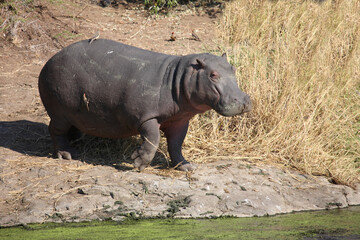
top-left (182, 0), bottom-right (360, 185)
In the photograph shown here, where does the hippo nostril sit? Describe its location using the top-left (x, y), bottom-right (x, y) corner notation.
top-left (244, 101), bottom-right (252, 113)
top-left (240, 94), bottom-right (252, 113)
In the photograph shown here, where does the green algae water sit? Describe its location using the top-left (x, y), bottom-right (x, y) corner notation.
top-left (1, 207), bottom-right (360, 240)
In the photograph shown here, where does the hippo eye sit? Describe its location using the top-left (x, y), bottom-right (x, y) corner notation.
top-left (210, 71), bottom-right (219, 80)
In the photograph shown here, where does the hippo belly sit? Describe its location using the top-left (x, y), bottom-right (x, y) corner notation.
top-left (70, 112), bottom-right (139, 139)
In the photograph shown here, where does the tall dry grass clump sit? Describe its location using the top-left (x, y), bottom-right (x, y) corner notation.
top-left (184, 0), bottom-right (360, 185)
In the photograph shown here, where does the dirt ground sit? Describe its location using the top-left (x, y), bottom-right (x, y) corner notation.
top-left (0, 0), bottom-right (359, 227)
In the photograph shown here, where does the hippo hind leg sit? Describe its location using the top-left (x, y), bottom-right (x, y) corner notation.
top-left (131, 119), bottom-right (161, 171)
top-left (49, 119), bottom-right (79, 160)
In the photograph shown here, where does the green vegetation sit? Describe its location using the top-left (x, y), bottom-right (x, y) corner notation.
top-left (1, 207), bottom-right (360, 240)
top-left (144, 0), bottom-right (178, 14)
top-left (53, 30), bottom-right (79, 40)
top-left (166, 195), bottom-right (192, 217)
top-left (143, 0), bottom-right (225, 14)
top-left (0, 0), bottom-right (33, 32)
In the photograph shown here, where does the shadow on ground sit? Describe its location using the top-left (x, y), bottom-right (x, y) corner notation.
top-left (0, 120), bottom-right (169, 171)
top-left (0, 120), bottom-right (50, 157)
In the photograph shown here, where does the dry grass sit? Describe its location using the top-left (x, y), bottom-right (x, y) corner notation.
top-left (181, 0), bottom-right (360, 185)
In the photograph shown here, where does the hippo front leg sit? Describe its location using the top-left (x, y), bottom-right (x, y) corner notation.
top-left (162, 121), bottom-right (196, 171)
top-left (132, 119), bottom-right (160, 171)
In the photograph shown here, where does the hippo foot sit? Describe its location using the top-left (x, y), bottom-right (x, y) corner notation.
top-left (131, 149), bottom-right (152, 171)
top-left (56, 148), bottom-right (79, 160)
top-left (175, 162), bottom-right (197, 172)
top-left (133, 158), bottom-right (149, 171)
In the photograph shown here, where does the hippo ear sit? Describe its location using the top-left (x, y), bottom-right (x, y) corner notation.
top-left (196, 59), bottom-right (206, 69)
top-left (221, 53), bottom-right (227, 58)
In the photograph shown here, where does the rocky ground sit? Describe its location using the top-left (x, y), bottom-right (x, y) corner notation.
top-left (0, 0), bottom-right (359, 227)
top-left (1, 156), bottom-right (360, 226)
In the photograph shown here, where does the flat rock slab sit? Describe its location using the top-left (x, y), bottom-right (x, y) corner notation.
top-left (1, 158), bottom-right (359, 227)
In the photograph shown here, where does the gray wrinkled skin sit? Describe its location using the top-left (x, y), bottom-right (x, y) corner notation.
top-left (38, 39), bottom-right (252, 171)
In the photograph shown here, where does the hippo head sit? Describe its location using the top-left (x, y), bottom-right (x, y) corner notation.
top-left (185, 54), bottom-right (252, 116)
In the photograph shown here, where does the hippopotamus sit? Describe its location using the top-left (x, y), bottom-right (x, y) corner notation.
top-left (38, 39), bottom-right (252, 171)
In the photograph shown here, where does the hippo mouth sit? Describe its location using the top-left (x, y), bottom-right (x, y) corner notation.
top-left (212, 85), bottom-right (237, 116)
top-left (214, 92), bottom-right (252, 117)
top-left (216, 104), bottom-right (245, 116)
